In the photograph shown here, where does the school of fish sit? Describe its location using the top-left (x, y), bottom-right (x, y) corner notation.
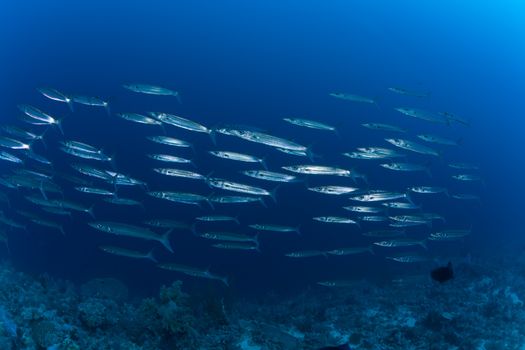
top-left (0, 84), bottom-right (482, 287)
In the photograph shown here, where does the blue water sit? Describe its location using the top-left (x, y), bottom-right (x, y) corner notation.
top-left (1, 1), bottom-right (524, 297)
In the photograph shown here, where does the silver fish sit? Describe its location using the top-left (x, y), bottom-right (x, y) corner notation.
top-left (285, 250), bottom-right (327, 258)
top-left (209, 151), bottom-right (265, 166)
top-left (206, 178), bottom-right (273, 197)
top-left (0, 151), bottom-right (23, 164)
top-left (249, 224), bottom-right (300, 234)
top-left (117, 113), bottom-right (163, 125)
top-left (147, 154), bottom-right (193, 164)
top-left (153, 168), bottom-right (205, 181)
top-left (234, 130), bottom-right (307, 152)
top-left (388, 87), bottom-right (429, 97)
top-left (88, 221), bottom-right (173, 252)
top-left (417, 134), bottom-right (460, 146)
top-left (282, 165), bottom-right (352, 177)
top-left (157, 263), bottom-right (228, 286)
top-left (373, 238), bottom-right (427, 249)
top-left (148, 191), bottom-right (210, 207)
top-left (147, 136), bottom-right (192, 148)
top-left (149, 112), bottom-right (210, 134)
top-left (440, 112), bottom-right (470, 126)
top-left (241, 170), bottom-right (298, 183)
top-left (385, 138), bottom-right (440, 157)
top-left (343, 206), bottom-right (384, 214)
top-left (72, 95), bottom-right (109, 111)
top-left (17, 105), bottom-right (62, 131)
top-left (329, 92), bottom-right (377, 105)
top-left (75, 186), bottom-right (115, 196)
top-left (212, 242), bottom-right (259, 252)
top-left (361, 123), bottom-right (406, 133)
top-left (452, 174), bottom-right (483, 182)
top-left (195, 216), bottom-right (239, 224)
top-left (313, 216), bottom-right (360, 226)
top-left (61, 140), bottom-right (102, 154)
top-left (308, 185), bottom-right (358, 195)
top-left (0, 137), bottom-right (31, 150)
top-left (198, 231), bottom-right (258, 244)
top-left (395, 107), bottom-right (448, 124)
top-left (408, 186), bottom-right (448, 195)
top-left (380, 162), bottom-right (430, 174)
top-left (209, 195), bottom-right (265, 205)
top-left (283, 118), bottom-right (336, 131)
top-left (38, 87), bottom-right (73, 110)
top-left (448, 162), bottom-right (479, 170)
top-left (382, 202), bottom-right (420, 210)
top-left (99, 246), bottom-right (157, 262)
top-left (350, 191), bottom-right (410, 202)
top-left (326, 246), bottom-right (374, 256)
top-left (123, 83), bottom-right (181, 100)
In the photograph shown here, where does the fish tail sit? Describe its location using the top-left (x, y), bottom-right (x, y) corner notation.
top-left (419, 239), bottom-right (428, 250)
top-left (209, 129), bottom-right (217, 145)
top-left (295, 225), bottom-right (301, 235)
top-left (59, 226), bottom-right (66, 236)
top-left (220, 276), bottom-right (229, 287)
top-left (260, 156), bottom-right (268, 170)
top-left (368, 245), bottom-right (375, 255)
top-left (66, 97), bottom-right (74, 112)
top-left (174, 92), bottom-right (182, 104)
top-left (39, 182), bottom-right (48, 201)
top-left (269, 186), bottom-right (279, 204)
top-left (147, 249), bottom-right (158, 263)
top-left (56, 119), bottom-right (64, 135)
top-left (160, 229), bottom-right (174, 253)
top-left (87, 205), bottom-right (96, 219)
top-left (104, 102), bottom-right (111, 116)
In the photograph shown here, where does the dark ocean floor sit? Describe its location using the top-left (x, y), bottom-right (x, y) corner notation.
top-left (0, 255), bottom-right (524, 350)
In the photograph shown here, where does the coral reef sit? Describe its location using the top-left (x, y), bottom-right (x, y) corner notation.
top-left (0, 256), bottom-right (523, 349)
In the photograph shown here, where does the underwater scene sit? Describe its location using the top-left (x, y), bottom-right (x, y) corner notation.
top-left (1, 1), bottom-right (524, 349)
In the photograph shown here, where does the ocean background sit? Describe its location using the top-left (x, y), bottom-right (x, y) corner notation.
top-left (1, 0), bottom-right (524, 302)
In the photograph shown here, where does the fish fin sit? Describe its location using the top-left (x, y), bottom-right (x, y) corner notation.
top-left (174, 92), bottom-right (182, 104)
top-left (109, 152), bottom-right (117, 171)
top-left (209, 128), bottom-right (217, 145)
top-left (147, 249), bottom-right (158, 263)
top-left (87, 205), bottom-right (96, 219)
top-left (295, 225), bottom-right (302, 235)
top-left (39, 182), bottom-right (48, 201)
top-left (220, 276), bottom-right (229, 287)
top-left (104, 102), bottom-right (111, 116)
top-left (66, 97), bottom-right (74, 112)
top-left (160, 229), bottom-right (174, 253)
top-left (59, 226), bottom-right (66, 236)
top-left (234, 216), bottom-right (240, 225)
top-left (260, 156), bottom-right (268, 170)
top-left (419, 240), bottom-right (428, 250)
top-left (269, 186), bottom-right (279, 203)
top-left (368, 246), bottom-right (375, 255)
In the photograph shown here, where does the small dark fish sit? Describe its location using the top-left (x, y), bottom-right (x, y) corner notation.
top-left (431, 262), bottom-right (454, 283)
